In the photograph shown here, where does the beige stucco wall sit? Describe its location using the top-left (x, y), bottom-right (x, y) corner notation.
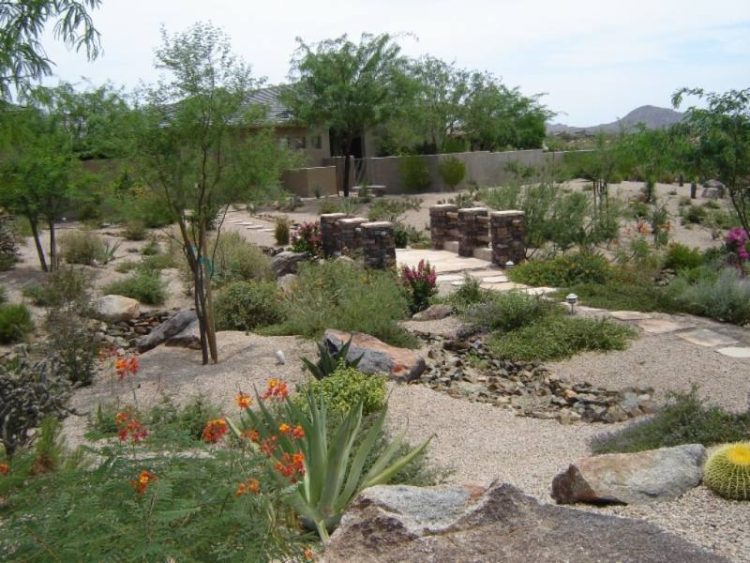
top-left (282, 166), bottom-right (338, 197)
top-left (274, 125), bottom-right (330, 166)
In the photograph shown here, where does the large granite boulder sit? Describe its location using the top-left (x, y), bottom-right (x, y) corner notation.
top-left (165, 318), bottom-right (202, 350)
top-left (323, 482), bottom-right (725, 563)
top-left (551, 444), bottom-right (706, 505)
top-left (324, 329), bottom-right (426, 382)
top-left (271, 251), bottom-right (309, 277)
top-left (91, 295), bottom-right (140, 323)
top-left (136, 310), bottom-right (197, 353)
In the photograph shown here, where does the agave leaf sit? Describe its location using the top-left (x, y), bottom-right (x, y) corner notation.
top-left (359, 430), bottom-right (406, 485)
top-left (301, 356), bottom-right (324, 380)
top-left (362, 435), bottom-right (433, 489)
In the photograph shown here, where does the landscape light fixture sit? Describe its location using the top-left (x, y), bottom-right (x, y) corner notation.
top-left (566, 293), bottom-right (578, 315)
top-left (505, 260), bottom-right (514, 269)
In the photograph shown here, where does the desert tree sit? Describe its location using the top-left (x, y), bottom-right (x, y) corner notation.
top-left (284, 33), bottom-right (411, 196)
top-left (136, 22), bottom-right (293, 364)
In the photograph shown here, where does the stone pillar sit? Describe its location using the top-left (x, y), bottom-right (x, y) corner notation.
top-left (361, 221), bottom-right (396, 269)
top-left (490, 210), bottom-right (525, 267)
top-left (429, 204), bottom-right (459, 250)
top-left (338, 217), bottom-right (368, 254)
top-left (320, 213), bottom-right (347, 257)
top-left (458, 207), bottom-right (489, 257)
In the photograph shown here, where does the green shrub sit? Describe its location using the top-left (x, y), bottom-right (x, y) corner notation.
top-left (400, 155), bottom-right (431, 192)
top-left (44, 306), bottom-right (99, 386)
top-left (301, 338), bottom-right (363, 380)
top-left (21, 267), bottom-right (91, 308)
top-left (438, 156), bottom-right (466, 190)
top-left (558, 282), bottom-right (677, 313)
top-left (267, 260), bottom-right (415, 348)
top-left (297, 366), bottom-right (386, 417)
top-left (669, 268), bottom-right (750, 325)
top-left (104, 270), bottom-right (166, 305)
top-left (59, 230), bottom-right (106, 266)
top-left (140, 253), bottom-right (178, 272)
top-left (212, 231), bottom-right (274, 285)
top-left (0, 303), bottom-right (34, 343)
top-left (214, 281), bottom-right (285, 331)
top-left (149, 395), bottom-right (222, 445)
top-left (446, 274), bottom-right (487, 312)
top-left (465, 291), bottom-right (558, 333)
top-left (0, 286), bottom-right (5, 304)
top-left (664, 243), bottom-right (704, 271)
top-left (488, 315), bottom-right (635, 362)
top-left (274, 216), bottom-right (290, 246)
top-left (114, 260), bottom-right (139, 274)
top-left (508, 253), bottom-right (612, 287)
top-left (681, 204), bottom-right (708, 225)
top-left (0, 216), bottom-right (18, 271)
top-left (590, 388), bottom-right (750, 454)
top-left (140, 236), bottom-right (160, 256)
top-left (121, 220), bottom-right (147, 241)
top-left (367, 197), bottom-right (421, 223)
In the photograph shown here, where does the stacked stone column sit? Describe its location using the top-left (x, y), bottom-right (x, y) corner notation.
top-left (338, 217), bottom-right (368, 254)
top-left (457, 207), bottom-right (489, 257)
top-left (361, 222), bottom-right (396, 269)
top-left (320, 213), bottom-right (347, 257)
top-left (490, 210), bottom-right (525, 266)
top-left (429, 204), bottom-right (459, 250)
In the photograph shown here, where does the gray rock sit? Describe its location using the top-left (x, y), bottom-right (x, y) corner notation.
top-left (165, 319), bottom-right (202, 350)
top-left (277, 273), bottom-right (298, 293)
top-left (324, 329), bottom-right (426, 382)
top-left (551, 444), bottom-right (706, 505)
top-left (323, 482), bottom-right (726, 563)
top-left (411, 303), bottom-right (453, 321)
top-left (271, 251), bottom-right (309, 277)
top-left (91, 295), bottom-right (140, 323)
top-left (136, 310), bottom-right (197, 353)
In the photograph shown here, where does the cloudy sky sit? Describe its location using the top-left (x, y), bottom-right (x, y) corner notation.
top-left (40, 0), bottom-right (750, 126)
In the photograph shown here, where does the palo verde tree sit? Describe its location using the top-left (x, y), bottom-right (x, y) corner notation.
top-left (0, 0), bottom-right (101, 99)
top-left (136, 22), bottom-right (293, 365)
top-left (673, 88), bottom-right (750, 233)
top-left (284, 33), bottom-right (411, 197)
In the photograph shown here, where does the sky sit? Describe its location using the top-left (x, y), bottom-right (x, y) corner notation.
top-left (40, 0), bottom-right (750, 126)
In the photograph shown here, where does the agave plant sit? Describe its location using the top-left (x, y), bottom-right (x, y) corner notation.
top-left (301, 337), bottom-right (363, 380)
top-left (228, 387), bottom-right (431, 543)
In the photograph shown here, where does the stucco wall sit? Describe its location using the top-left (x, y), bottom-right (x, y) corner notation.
top-left (282, 166), bottom-right (338, 197)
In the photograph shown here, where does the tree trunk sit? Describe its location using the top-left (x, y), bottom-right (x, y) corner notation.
top-left (342, 153), bottom-right (352, 198)
top-left (48, 220), bottom-right (57, 271)
top-left (28, 216), bottom-right (48, 272)
top-left (198, 224), bottom-right (218, 363)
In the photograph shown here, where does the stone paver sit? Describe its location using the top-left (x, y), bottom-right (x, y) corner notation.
top-left (716, 347), bottom-right (750, 359)
top-left (611, 311), bottom-right (654, 321)
top-left (636, 319), bottom-right (695, 334)
top-left (480, 281), bottom-right (526, 291)
top-left (397, 249), bottom-right (497, 274)
top-left (677, 329), bottom-right (739, 348)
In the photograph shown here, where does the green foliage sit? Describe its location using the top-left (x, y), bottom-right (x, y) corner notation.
top-left (104, 270), bottom-right (166, 305)
top-left (400, 259), bottom-right (437, 314)
top-left (438, 156), bottom-right (466, 190)
top-left (508, 253), bottom-right (612, 287)
top-left (590, 388), bottom-right (750, 454)
top-left (209, 231), bottom-right (274, 286)
top-left (669, 267), bottom-right (750, 325)
top-left (298, 366), bottom-right (386, 417)
top-left (140, 236), bottom-right (160, 256)
top-left (274, 216), bottom-right (290, 246)
top-left (290, 222), bottom-right (322, 257)
top-left (681, 203), bottom-right (708, 225)
top-left (214, 281), bottom-right (285, 332)
top-left (59, 230), bottom-right (106, 265)
top-left (367, 197), bottom-right (422, 222)
top-left (465, 291), bottom-right (558, 333)
top-left (121, 219), bottom-right (147, 241)
top-left (301, 337), bottom-right (363, 380)
top-left (0, 286), bottom-right (5, 304)
top-left (557, 282), bottom-right (677, 313)
top-left (0, 303), bottom-right (33, 343)
top-left (44, 305), bottom-right (99, 386)
top-left (446, 273), bottom-right (488, 312)
top-left (487, 314), bottom-right (635, 362)
top-left (140, 253), bottom-right (178, 272)
top-left (664, 243), bottom-right (704, 271)
top-left (400, 155), bottom-right (431, 192)
top-left (22, 267), bottom-right (91, 307)
top-left (269, 260), bottom-right (415, 348)
top-left (148, 395), bottom-right (222, 446)
top-left (0, 216), bottom-right (18, 271)
top-left (703, 443), bottom-right (750, 500)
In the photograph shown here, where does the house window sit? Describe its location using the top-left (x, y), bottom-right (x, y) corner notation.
top-left (288, 136), bottom-right (306, 150)
top-left (310, 135), bottom-right (322, 149)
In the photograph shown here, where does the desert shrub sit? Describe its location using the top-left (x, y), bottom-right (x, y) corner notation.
top-left (114, 260), bottom-right (139, 274)
top-left (0, 216), bottom-right (18, 271)
top-left (0, 304), bottom-right (34, 343)
top-left (211, 231), bottom-right (274, 285)
top-left (508, 252), bottom-right (612, 287)
top-left (669, 268), bottom-right (750, 325)
top-left (301, 337), bottom-right (362, 380)
top-left (296, 366), bottom-right (386, 417)
top-left (681, 203), bottom-right (708, 225)
top-left (590, 388), bottom-right (750, 454)
top-left (465, 291), bottom-right (558, 333)
top-left (121, 220), bottom-right (147, 241)
top-left (140, 236), bottom-right (160, 256)
top-left (44, 306), bottom-right (99, 386)
top-left (59, 230), bottom-right (106, 266)
top-left (400, 155), bottom-right (431, 192)
top-left (214, 281), bottom-right (285, 332)
top-left (558, 282), bottom-right (677, 313)
top-left (446, 274), bottom-right (488, 312)
top-left (438, 156), bottom-right (466, 190)
top-left (140, 253), bottom-right (178, 272)
top-left (290, 222), bottom-right (322, 257)
top-left (22, 267), bottom-right (91, 309)
top-left (488, 315), bottom-right (635, 362)
top-left (268, 260), bottom-right (415, 348)
top-left (317, 198), bottom-right (360, 216)
top-left (664, 243), bottom-right (704, 271)
top-left (367, 197), bottom-right (421, 223)
top-left (148, 395), bottom-right (222, 445)
top-left (274, 216), bottom-right (290, 246)
top-left (104, 270), bottom-right (166, 305)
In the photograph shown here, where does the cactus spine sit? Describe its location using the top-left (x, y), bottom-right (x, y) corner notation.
top-left (703, 442), bottom-right (750, 501)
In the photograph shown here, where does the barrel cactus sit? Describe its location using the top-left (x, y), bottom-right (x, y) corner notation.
top-left (703, 442), bottom-right (750, 500)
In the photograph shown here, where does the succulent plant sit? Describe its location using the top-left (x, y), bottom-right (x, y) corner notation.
top-left (703, 442), bottom-right (750, 500)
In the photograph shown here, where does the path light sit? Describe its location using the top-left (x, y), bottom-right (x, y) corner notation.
top-left (275, 350), bottom-right (286, 365)
top-left (505, 260), bottom-right (514, 270)
top-left (566, 293), bottom-right (578, 315)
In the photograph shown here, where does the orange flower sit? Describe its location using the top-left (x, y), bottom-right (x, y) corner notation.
top-left (235, 392), bottom-right (252, 409)
top-left (303, 547), bottom-right (315, 561)
top-left (291, 425), bottom-right (305, 439)
top-left (274, 451), bottom-right (305, 482)
top-left (260, 436), bottom-right (278, 457)
top-left (202, 418), bottom-right (228, 443)
top-left (242, 429), bottom-right (260, 443)
top-left (115, 411), bottom-right (148, 443)
top-left (235, 477), bottom-right (260, 497)
top-left (131, 470), bottom-right (156, 494)
top-left (115, 354), bottom-right (140, 380)
top-left (278, 423), bottom-right (291, 435)
top-left (0, 463), bottom-right (9, 476)
top-left (260, 378), bottom-right (289, 401)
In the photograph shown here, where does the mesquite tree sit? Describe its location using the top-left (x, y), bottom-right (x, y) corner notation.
top-left (137, 23), bottom-right (291, 364)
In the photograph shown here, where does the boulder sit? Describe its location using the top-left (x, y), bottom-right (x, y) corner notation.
top-left (324, 329), bottom-right (426, 382)
top-left (165, 318), bottom-right (202, 350)
top-left (551, 444), bottom-right (706, 505)
top-left (411, 303), bottom-right (453, 321)
top-left (323, 482), bottom-right (726, 563)
top-left (91, 295), bottom-right (140, 323)
top-left (271, 251), bottom-right (309, 277)
top-left (136, 310), bottom-right (197, 353)
top-left (277, 273), bottom-right (298, 293)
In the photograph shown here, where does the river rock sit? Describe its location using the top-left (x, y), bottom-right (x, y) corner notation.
top-left (551, 444), bottom-right (706, 505)
top-left (136, 309), bottom-right (197, 353)
top-left (324, 329), bottom-right (426, 381)
top-left (91, 295), bottom-right (141, 323)
top-left (322, 482), bottom-right (726, 563)
top-left (411, 303), bottom-right (453, 321)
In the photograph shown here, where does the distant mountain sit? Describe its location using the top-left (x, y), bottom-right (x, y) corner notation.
top-left (547, 105), bottom-right (684, 135)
